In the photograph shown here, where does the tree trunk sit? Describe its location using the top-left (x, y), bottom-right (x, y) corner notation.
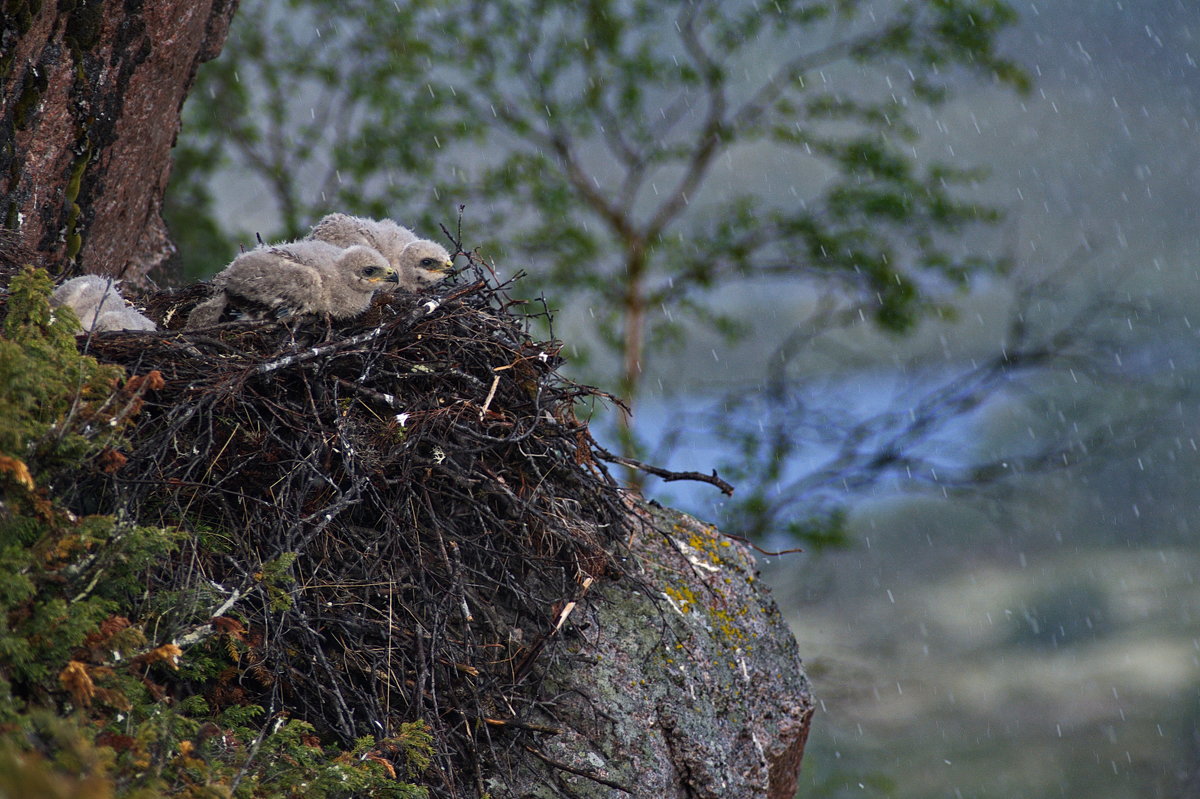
top-left (0, 0), bottom-right (239, 282)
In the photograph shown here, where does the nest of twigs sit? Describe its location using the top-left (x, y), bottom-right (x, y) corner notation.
top-left (81, 256), bottom-right (635, 795)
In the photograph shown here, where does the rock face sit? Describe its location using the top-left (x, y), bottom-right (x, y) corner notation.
top-left (0, 1), bottom-right (239, 280)
top-left (495, 502), bottom-right (814, 799)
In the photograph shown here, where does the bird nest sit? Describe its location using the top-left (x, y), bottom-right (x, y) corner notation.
top-left (81, 257), bottom-right (637, 795)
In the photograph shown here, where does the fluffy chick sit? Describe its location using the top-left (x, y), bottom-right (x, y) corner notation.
top-left (309, 212), bottom-right (416, 255)
top-left (307, 213), bottom-right (454, 289)
top-left (394, 239), bottom-right (455, 289)
top-left (185, 241), bottom-right (397, 329)
top-left (51, 275), bottom-right (156, 333)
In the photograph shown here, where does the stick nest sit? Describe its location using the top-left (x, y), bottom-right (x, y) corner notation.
top-left (82, 259), bottom-right (633, 795)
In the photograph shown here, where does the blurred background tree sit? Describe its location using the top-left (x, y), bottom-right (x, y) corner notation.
top-left (163, 2), bottom-right (1200, 795)
top-left (168, 0), bottom-right (1122, 545)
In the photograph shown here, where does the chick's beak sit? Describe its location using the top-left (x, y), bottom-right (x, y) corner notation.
top-left (440, 260), bottom-right (454, 272)
top-left (385, 271), bottom-right (400, 284)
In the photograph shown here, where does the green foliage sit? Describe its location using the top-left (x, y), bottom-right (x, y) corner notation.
top-left (255, 551), bottom-right (296, 611)
top-left (170, 0), bottom-right (1025, 360)
top-left (0, 269), bottom-right (430, 796)
top-left (716, 408), bottom-right (853, 550)
top-left (0, 699), bottom-right (429, 798)
top-left (161, 136), bottom-right (231, 281)
top-left (0, 267), bottom-right (125, 480)
top-left (242, 719), bottom-right (428, 798)
top-left (386, 722), bottom-right (435, 780)
top-left (0, 268), bottom-right (167, 708)
top-left (167, 0), bottom-right (1030, 535)
top-left (0, 711), bottom-right (123, 799)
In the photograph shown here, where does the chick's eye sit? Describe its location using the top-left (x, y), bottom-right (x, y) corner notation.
top-left (420, 258), bottom-right (435, 267)
top-left (363, 266), bottom-right (383, 276)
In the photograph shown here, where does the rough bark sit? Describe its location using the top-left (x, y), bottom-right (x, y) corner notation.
top-left (0, 0), bottom-right (239, 282)
top-left (496, 503), bottom-right (814, 799)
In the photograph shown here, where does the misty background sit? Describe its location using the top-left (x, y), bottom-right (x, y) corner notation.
top-left (169, 1), bottom-right (1200, 796)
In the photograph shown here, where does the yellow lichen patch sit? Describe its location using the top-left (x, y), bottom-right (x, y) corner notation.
top-left (663, 584), bottom-right (697, 614)
top-left (710, 605), bottom-right (750, 645)
top-left (673, 520), bottom-right (748, 572)
top-left (658, 515), bottom-right (770, 658)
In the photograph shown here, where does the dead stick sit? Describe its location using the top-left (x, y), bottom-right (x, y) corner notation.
top-left (717, 531), bottom-right (805, 556)
top-left (512, 577), bottom-right (595, 683)
top-left (253, 325), bottom-right (391, 375)
top-left (592, 444), bottom-right (735, 495)
top-left (335, 377), bottom-right (403, 410)
top-left (251, 292), bottom-right (461, 376)
top-left (524, 746), bottom-right (634, 794)
top-left (479, 374), bottom-right (501, 420)
top-left (481, 717), bottom-right (562, 735)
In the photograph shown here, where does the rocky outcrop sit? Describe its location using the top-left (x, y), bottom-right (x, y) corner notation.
top-left (495, 502), bottom-right (813, 799)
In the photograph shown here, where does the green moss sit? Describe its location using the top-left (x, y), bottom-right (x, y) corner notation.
top-left (64, 214), bottom-right (82, 261)
top-left (10, 51), bottom-right (49, 130)
top-left (62, 139), bottom-right (91, 262)
top-left (2, 4), bottom-right (48, 150)
top-left (64, 142), bottom-right (89, 204)
top-left (62, 0), bottom-right (104, 56)
top-left (11, 82), bottom-right (41, 130)
top-left (1, 0), bottom-right (43, 32)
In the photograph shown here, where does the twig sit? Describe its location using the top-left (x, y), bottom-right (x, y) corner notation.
top-left (524, 745), bottom-right (634, 794)
top-left (175, 586), bottom-right (247, 648)
top-left (252, 325), bottom-right (391, 375)
top-left (481, 717), bottom-right (561, 735)
top-left (86, 261), bottom-right (663, 782)
top-left (230, 711), bottom-right (283, 795)
top-left (715, 532), bottom-right (804, 557)
top-left (335, 377), bottom-right (403, 410)
top-left (479, 374), bottom-right (501, 420)
top-left (249, 289), bottom-right (470, 376)
top-left (513, 577), bottom-right (596, 683)
top-left (592, 443), bottom-right (735, 496)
